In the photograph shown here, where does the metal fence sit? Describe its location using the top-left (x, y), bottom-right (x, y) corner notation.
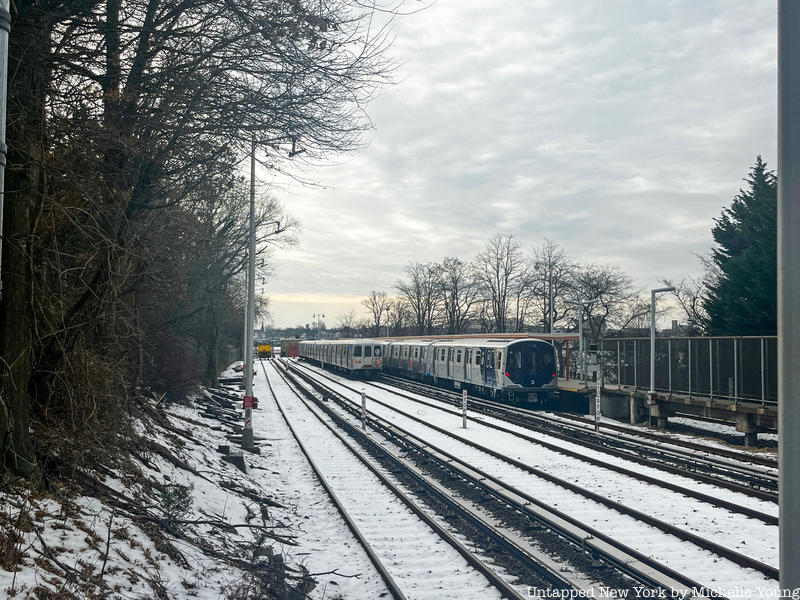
top-left (595, 336), bottom-right (777, 405)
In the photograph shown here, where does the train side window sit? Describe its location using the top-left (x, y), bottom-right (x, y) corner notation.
top-left (456, 349), bottom-right (462, 364)
top-left (441, 349), bottom-right (445, 361)
top-left (354, 346), bottom-right (362, 357)
top-left (414, 347), bottom-right (419, 358)
top-left (364, 346), bottom-right (372, 357)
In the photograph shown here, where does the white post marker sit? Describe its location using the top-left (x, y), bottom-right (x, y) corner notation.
top-left (361, 390), bottom-right (367, 431)
top-left (595, 378), bottom-right (601, 432)
top-left (462, 389), bottom-right (468, 429)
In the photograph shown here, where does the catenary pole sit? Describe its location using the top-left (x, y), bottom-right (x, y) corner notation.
top-left (0, 0), bottom-right (10, 300)
top-left (778, 0), bottom-right (800, 591)
top-left (241, 133), bottom-right (257, 450)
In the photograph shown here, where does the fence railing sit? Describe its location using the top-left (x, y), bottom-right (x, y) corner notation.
top-left (591, 336), bottom-right (777, 406)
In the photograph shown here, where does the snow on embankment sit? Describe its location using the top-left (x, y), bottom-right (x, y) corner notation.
top-left (0, 391), bottom-right (320, 600)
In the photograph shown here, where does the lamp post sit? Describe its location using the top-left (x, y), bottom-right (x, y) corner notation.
top-left (383, 306), bottom-right (391, 337)
top-left (313, 313), bottom-right (325, 339)
top-left (565, 298), bottom-right (594, 383)
top-left (649, 286), bottom-right (675, 396)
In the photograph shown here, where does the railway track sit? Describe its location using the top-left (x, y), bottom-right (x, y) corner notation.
top-left (376, 374), bottom-right (778, 500)
top-left (281, 359), bottom-right (779, 596)
top-left (262, 360), bottom-right (571, 599)
top-left (296, 364), bottom-right (777, 527)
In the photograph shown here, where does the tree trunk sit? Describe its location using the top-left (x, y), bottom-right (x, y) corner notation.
top-left (0, 0), bottom-right (49, 482)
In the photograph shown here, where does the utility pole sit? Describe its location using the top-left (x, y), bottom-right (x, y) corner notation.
top-left (241, 133), bottom-right (257, 451)
top-left (778, 0), bottom-right (800, 590)
top-left (0, 0), bottom-right (10, 300)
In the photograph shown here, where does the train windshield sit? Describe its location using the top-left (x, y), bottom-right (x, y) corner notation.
top-left (374, 346), bottom-right (381, 357)
top-left (506, 341), bottom-right (556, 386)
top-left (353, 346), bottom-right (362, 357)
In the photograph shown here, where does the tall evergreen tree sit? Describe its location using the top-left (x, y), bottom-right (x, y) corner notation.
top-left (704, 156), bottom-right (777, 335)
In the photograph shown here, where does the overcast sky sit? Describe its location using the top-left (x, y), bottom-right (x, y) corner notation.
top-left (264, 0), bottom-right (776, 329)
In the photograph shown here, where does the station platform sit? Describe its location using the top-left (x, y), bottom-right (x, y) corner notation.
top-left (556, 379), bottom-right (777, 447)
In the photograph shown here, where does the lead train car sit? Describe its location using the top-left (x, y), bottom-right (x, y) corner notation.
top-left (298, 339), bottom-right (387, 377)
top-left (385, 337), bottom-right (558, 403)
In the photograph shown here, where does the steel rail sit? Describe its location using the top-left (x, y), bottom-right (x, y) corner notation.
top-left (297, 363), bottom-right (777, 520)
top-left (281, 360), bottom-right (730, 598)
top-left (378, 374), bottom-right (778, 495)
top-left (547, 408), bottom-right (777, 469)
top-left (384, 374), bottom-right (778, 473)
top-left (289, 361), bottom-right (779, 582)
top-left (266, 360), bottom-right (545, 598)
top-left (260, 361), bottom-right (410, 600)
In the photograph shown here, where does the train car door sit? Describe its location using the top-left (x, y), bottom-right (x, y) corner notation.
top-left (455, 347), bottom-right (465, 382)
top-left (482, 348), bottom-right (497, 388)
top-left (446, 348), bottom-right (452, 378)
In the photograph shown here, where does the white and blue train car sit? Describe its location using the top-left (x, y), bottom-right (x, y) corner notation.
top-left (385, 337), bottom-right (558, 402)
top-left (298, 339), bottom-right (388, 377)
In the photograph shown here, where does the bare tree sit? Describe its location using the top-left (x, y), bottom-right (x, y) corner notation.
top-left (361, 291), bottom-right (391, 337)
top-left (569, 264), bottom-right (647, 340)
top-left (664, 276), bottom-right (709, 335)
top-left (0, 0), bottom-right (407, 480)
top-left (509, 259), bottom-right (537, 332)
top-left (438, 257), bottom-right (480, 334)
top-left (337, 309), bottom-right (358, 338)
top-left (388, 298), bottom-right (412, 336)
top-left (473, 234), bottom-right (523, 333)
top-left (530, 239), bottom-right (577, 332)
top-left (396, 263), bottom-right (441, 335)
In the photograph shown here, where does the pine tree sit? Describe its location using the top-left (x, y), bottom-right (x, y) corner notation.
top-left (704, 156), bottom-right (777, 335)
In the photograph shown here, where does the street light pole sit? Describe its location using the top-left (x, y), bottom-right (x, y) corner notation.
top-left (313, 313), bottom-right (325, 339)
top-left (650, 287), bottom-right (675, 396)
top-left (565, 300), bottom-right (584, 382)
top-left (566, 298), bottom-right (597, 383)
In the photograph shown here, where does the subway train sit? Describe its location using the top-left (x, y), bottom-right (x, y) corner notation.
top-left (298, 336), bottom-right (558, 403)
top-left (298, 339), bottom-right (386, 376)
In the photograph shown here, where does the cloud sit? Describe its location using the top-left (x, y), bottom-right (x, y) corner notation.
top-left (266, 0), bottom-right (776, 327)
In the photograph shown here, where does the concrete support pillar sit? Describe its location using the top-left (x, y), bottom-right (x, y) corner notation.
top-left (736, 412), bottom-right (760, 448)
top-left (647, 401), bottom-right (670, 430)
top-left (629, 394), bottom-right (646, 424)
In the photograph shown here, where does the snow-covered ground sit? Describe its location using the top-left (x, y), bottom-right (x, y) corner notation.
top-left (668, 416), bottom-right (779, 444)
top-left (292, 361), bottom-right (779, 593)
top-left (1, 365), bottom-right (393, 599)
top-left (2, 359), bottom-right (781, 599)
top-left (260, 361), bottom-right (510, 599)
